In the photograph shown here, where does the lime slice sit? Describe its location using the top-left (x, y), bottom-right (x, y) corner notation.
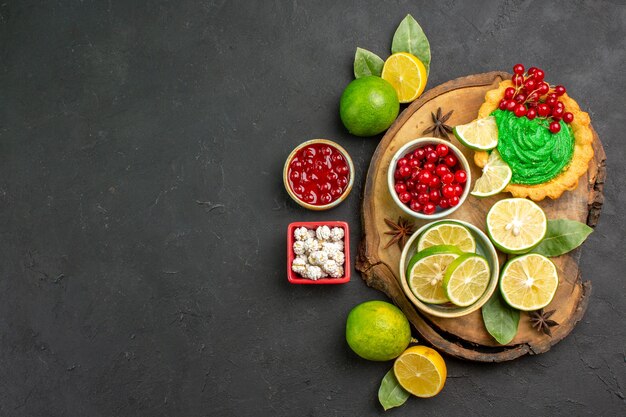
top-left (406, 245), bottom-right (463, 304)
top-left (442, 254), bottom-right (491, 307)
top-left (417, 222), bottom-right (476, 253)
top-left (486, 198), bottom-right (547, 254)
top-left (453, 116), bottom-right (498, 151)
top-left (470, 150), bottom-right (512, 198)
top-left (500, 254), bottom-right (558, 311)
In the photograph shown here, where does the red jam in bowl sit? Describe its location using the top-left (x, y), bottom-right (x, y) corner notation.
top-left (287, 143), bottom-right (350, 206)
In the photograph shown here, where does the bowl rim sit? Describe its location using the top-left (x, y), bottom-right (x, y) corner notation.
top-left (398, 219), bottom-right (499, 318)
top-left (283, 139), bottom-right (355, 211)
top-left (287, 220), bottom-right (350, 284)
top-left (387, 137), bottom-right (472, 220)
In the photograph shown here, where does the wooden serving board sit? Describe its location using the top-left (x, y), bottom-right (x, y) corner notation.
top-left (356, 72), bottom-right (606, 362)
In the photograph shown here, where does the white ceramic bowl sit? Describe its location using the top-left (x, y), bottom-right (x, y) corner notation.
top-left (387, 137), bottom-right (471, 220)
top-left (399, 219), bottom-right (499, 318)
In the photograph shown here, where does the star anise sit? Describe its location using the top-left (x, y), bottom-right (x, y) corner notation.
top-left (422, 107), bottom-right (454, 139)
top-left (529, 309), bottom-right (559, 336)
top-left (383, 217), bottom-right (415, 250)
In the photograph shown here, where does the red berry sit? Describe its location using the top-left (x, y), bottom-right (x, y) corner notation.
top-left (537, 82), bottom-right (550, 95)
top-left (435, 164), bottom-right (450, 177)
top-left (424, 145), bottom-right (435, 153)
top-left (524, 79), bottom-right (536, 91)
top-left (499, 99), bottom-right (508, 110)
top-left (398, 165), bottom-right (411, 177)
top-left (436, 144), bottom-right (449, 157)
top-left (423, 162), bottom-right (436, 172)
top-left (514, 104), bottom-right (527, 117)
top-left (397, 157), bottom-right (408, 167)
top-left (506, 100), bottom-right (517, 111)
top-left (414, 148), bottom-right (426, 160)
top-left (526, 92), bottom-right (539, 102)
top-left (526, 108), bottom-right (537, 120)
top-left (394, 182), bottom-right (407, 194)
top-left (554, 85), bottom-right (566, 96)
top-left (504, 87), bottom-right (516, 99)
top-left (426, 151), bottom-right (438, 163)
top-left (429, 176), bottom-right (441, 188)
top-left (514, 93), bottom-right (526, 103)
top-left (552, 106), bottom-right (564, 119)
top-left (563, 112), bottom-right (574, 124)
top-left (441, 172), bottom-right (455, 184)
top-left (512, 74), bottom-right (524, 86)
top-left (394, 170), bottom-right (403, 180)
top-left (513, 64), bottom-right (525, 74)
top-left (443, 155), bottom-right (456, 168)
top-left (417, 193), bottom-right (430, 205)
top-left (416, 183), bottom-right (429, 194)
top-left (399, 192), bottom-right (411, 203)
top-left (442, 184), bottom-right (455, 198)
top-left (406, 180), bottom-right (416, 190)
top-left (330, 187), bottom-right (342, 197)
top-left (533, 69), bottom-right (545, 82)
top-left (418, 170), bottom-right (432, 184)
top-left (455, 170), bottom-right (467, 184)
top-left (409, 158), bottom-right (420, 168)
top-left (546, 96), bottom-right (558, 107)
top-left (439, 198), bottom-right (449, 209)
top-left (429, 189), bottom-right (441, 204)
top-left (409, 200), bottom-right (422, 212)
top-left (537, 103), bottom-right (551, 117)
top-left (549, 121), bottom-right (561, 133)
top-left (453, 184), bottom-right (464, 196)
top-left (528, 66), bottom-right (538, 75)
top-left (422, 203), bottom-right (436, 215)
top-left (449, 196), bottom-right (460, 207)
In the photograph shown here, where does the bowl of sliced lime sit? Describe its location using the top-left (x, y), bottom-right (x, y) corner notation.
top-left (399, 219), bottom-right (499, 318)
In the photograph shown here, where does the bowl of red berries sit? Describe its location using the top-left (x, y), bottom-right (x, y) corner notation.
top-left (283, 139), bottom-right (355, 210)
top-left (388, 137), bottom-right (471, 219)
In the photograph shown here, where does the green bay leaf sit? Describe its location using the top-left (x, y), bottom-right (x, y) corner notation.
top-left (482, 291), bottom-right (520, 345)
top-left (378, 368), bottom-right (409, 411)
top-left (391, 14), bottom-right (431, 74)
top-left (531, 219), bottom-right (593, 257)
top-left (353, 47), bottom-right (384, 78)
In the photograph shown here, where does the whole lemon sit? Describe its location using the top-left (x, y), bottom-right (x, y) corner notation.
top-left (345, 300), bottom-right (411, 361)
top-left (339, 76), bottom-right (399, 137)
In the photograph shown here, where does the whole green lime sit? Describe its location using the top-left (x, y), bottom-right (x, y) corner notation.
top-left (345, 300), bottom-right (411, 361)
top-left (339, 76), bottom-right (399, 137)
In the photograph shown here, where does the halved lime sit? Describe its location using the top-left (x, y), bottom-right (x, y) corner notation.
top-left (406, 245), bottom-right (463, 304)
top-left (486, 198), bottom-right (547, 254)
top-left (453, 116), bottom-right (498, 151)
top-left (500, 254), bottom-right (558, 311)
top-left (442, 254), bottom-right (491, 307)
top-left (417, 222), bottom-right (476, 253)
top-left (470, 150), bottom-right (512, 198)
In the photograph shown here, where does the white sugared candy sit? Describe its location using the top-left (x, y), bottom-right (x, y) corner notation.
top-left (291, 225), bottom-right (346, 280)
top-left (330, 227), bottom-right (344, 242)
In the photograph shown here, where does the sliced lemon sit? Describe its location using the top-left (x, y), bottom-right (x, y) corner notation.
top-left (453, 116), bottom-right (498, 150)
top-left (442, 254), bottom-right (491, 307)
top-left (406, 245), bottom-right (463, 304)
top-left (417, 222), bottom-right (476, 253)
top-left (470, 150), bottom-right (513, 198)
top-left (381, 52), bottom-right (427, 103)
top-left (500, 253), bottom-right (559, 311)
top-left (486, 198), bottom-right (547, 254)
top-left (394, 345), bottom-right (446, 398)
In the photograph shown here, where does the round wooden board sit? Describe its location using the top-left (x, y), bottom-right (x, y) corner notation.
top-left (356, 72), bottom-right (606, 362)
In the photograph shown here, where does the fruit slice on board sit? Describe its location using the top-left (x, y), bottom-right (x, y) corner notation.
top-left (486, 198), bottom-right (547, 254)
top-left (381, 52), bottom-right (427, 103)
top-left (500, 253), bottom-right (559, 311)
top-left (417, 222), bottom-right (476, 253)
top-left (442, 253), bottom-right (491, 307)
top-left (470, 150), bottom-right (512, 198)
top-left (406, 245), bottom-right (463, 304)
top-left (453, 116), bottom-right (498, 151)
top-left (394, 345), bottom-right (447, 398)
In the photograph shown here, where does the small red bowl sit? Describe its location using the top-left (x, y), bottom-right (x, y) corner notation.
top-left (287, 221), bottom-right (350, 284)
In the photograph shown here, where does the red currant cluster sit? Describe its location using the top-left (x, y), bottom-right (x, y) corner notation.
top-left (393, 144), bottom-right (467, 215)
top-left (498, 64), bottom-right (574, 134)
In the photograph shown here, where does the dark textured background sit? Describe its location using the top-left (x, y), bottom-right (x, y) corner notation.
top-left (1, 1), bottom-right (625, 416)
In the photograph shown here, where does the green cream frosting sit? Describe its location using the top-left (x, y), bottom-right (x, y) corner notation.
top-left (493, 109), bottom-right (574, 185)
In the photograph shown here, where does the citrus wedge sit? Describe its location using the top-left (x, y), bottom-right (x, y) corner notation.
top-left (500, 254), bottom-right (559, 311)
top-left (417, 222), bottom-right (476, 253)
top-left (486, 198), bottom-right (547, 254)
top-left (406, 245), bottom-right (463, 304)
top-left (470, 150), bottom-right (512, 198)
top-left (394, 345), bottom-right (446, 398)
top-left (453, 116), bottom-right (499, 150)
top-left (381, 52), bottom-right (427, 103)
top-left (442, 254), bottom-right (491, 307)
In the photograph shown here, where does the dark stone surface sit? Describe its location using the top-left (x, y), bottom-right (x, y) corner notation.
top-left (1, 1), bottom-right (625, 415)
